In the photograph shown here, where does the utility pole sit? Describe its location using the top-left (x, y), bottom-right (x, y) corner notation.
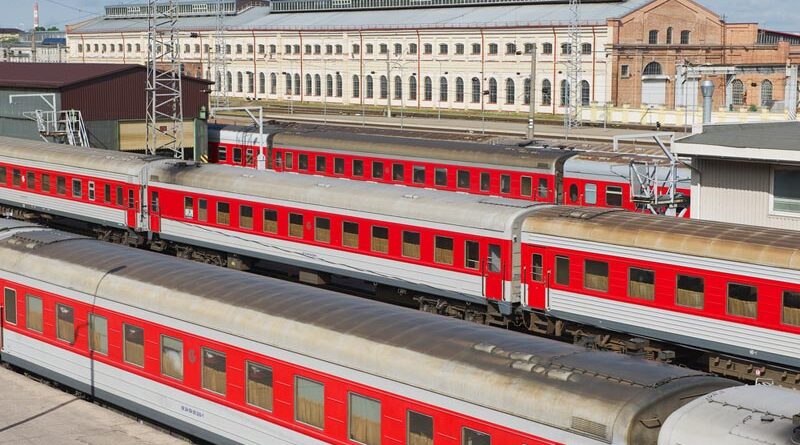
top-left (212, 0), bottom-right (229, 109)
top-left (564, 0), bottom-right (582, 139)
top-left (527, 43), bottom-right (537, 140)
top-left (386, 53), bottom-right (392, 118)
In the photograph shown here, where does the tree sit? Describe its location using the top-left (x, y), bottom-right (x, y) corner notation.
top-left (47, 26), bottom-right (59, 31)
top-left (35, 26), bottom-right (46, 32)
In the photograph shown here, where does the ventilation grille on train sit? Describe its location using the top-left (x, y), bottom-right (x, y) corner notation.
top-left (6, 230), bottom-right (83, 249)
top-left (571, 416), bottom-right (608, 440)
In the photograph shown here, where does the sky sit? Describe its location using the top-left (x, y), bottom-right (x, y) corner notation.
top-left (0, 0), bottom-right (797, 33)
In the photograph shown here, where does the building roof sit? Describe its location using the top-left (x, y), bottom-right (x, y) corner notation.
top-left (0, 28), bottom-right (23, 35)
top-left (0, 62), bottom-right (212, 90)
top-left (673, 122), bottom-right (800, 163)
top-left (70, 0), bottom-right (654, 33)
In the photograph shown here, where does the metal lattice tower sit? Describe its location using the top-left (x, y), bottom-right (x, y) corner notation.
top-left (146, 0), bottom-right (184, 159)
top-left (212, 0), bottom-right (229, 109)
top-left (563, 0), bottom-right (582, 139)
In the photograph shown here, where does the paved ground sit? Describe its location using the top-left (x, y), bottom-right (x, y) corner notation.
top-left (0, 366), bottom-right (189, 445)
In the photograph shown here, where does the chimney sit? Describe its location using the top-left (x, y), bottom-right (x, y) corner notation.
top-left (33, 2), bottom-right (39, 29)
top-left (701, 80), bottom-right (715, 125)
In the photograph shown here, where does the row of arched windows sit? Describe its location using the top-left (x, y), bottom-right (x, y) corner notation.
top-left (731, 79), bottom-right (774, 107)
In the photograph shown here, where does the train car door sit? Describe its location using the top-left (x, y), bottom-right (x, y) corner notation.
top-left (484, 243), bottom-right (504, 300)
top-left (149, 190), bottom-right (161, 233)
top-left (524, 246), bottom-right (548, 309)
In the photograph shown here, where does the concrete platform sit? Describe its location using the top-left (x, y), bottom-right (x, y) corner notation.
top-left (0, 366), bottom-right (189, 445)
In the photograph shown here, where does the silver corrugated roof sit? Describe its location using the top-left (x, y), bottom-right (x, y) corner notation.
top-left (677, 122), bottom-right (800, 152)
top-left (70, 0), bottom-right (653, 33)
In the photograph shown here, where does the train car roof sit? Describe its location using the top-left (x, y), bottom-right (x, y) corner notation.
top-left (0, 136), bottom-right (161, 177)
top-left (524, 207), bottom-right (800, 272)
top-left (0, 219), bottom-right (735, 444)
top-left (150, 163), bottom-right (540, 233)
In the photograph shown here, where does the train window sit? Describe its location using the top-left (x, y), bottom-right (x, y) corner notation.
top-left (299, 154), bottom-right (309, 171)
top-left (538, 178), bottom-right (548, 199)
top-left (88, 181), bottom-right (96, 200)
top-left (462, 427), bottom-right (491, 445)
top-left (782, 291), bottom-right (800, 327)
top-left (413, 166), bottom-right (426, 184)
top-left (89, 314), bottom-right (108, 355)
top-left (316, 155), bottom-right (327, 173)
top-left (727, 283), bottom-right (758, 319)
top-left (123, 324), bottom-right (145, 367)
top-left (402, 231), bottom-right (421, 259)
top-left (285, 152), bottom-right (294, 169)
top-left (115, 186), bottom-right (123, 206)
top-left (569, 184), bottom-right (579, 202)
top-left (26, 172), bottom-right (35, 190)
top-left (606, 186), bottom-right (623, 207)
top-left (369, 161), bottom-right (382, 179)
top-left (531, 254), bottom-right (543, 282)
top-left (555, 256), bottom-right (570, 286)
top-left (184, 197), bottom-right (194, 218)
top-left (56, 304), bottom-right (75, 344)
top-left (315, 217), bottom-right (331, 243)
top-left (3, 288), bottom-right (16, 325)
top-left (246, 361), bottom-right (274, 411)
top-left (676, 275), bottom-right (704, 309)
top-left (488, 244), bottom-right (501, 273)
top-left (500, 175), bottom-right (511, 194)
top-left (392, 164), bottom-right (405, 181)
top-left (263, 209), bottom-right (278, 233)
top-left (585, 184), bottom-right (597, 205)
top-left (160, 335), bottom-right (184, 380)
top-left (12, 169), bottom-right (21, 187)
top-left (435, 236), bottom-right (454, 265)
top-left (198, 199), bottom-right (208, 222)
top-left (0, 166), bottom-right (5, 184)
top-left (240, 205), bottom-right (254, 229)
top-left (371, 226), bottom-right (389, 253)
top-left (289, 213), bottom-right (304, 238)
top-left (216, 202), bottom-right (230, 225)
top-left (334, 158), bottom-right (345, 174)
top-left (128, 189), bottom-right (135, 209)
top-left (343, 221), bottom-right (359, 248)
top-left (150, 190), bottom-right (158, 212)
top-left (57, 177), bottom-right (66, 195)
top-left (435, 168), bottom-right (448, 186)
top-left (457, 170), bottom-right (470, 189)
top-left (72, 179), bottom-right (83, 198)
top-left (480, 172), bottom-right (491, 192)
top-left (295, 376), bottom-right (325, 429)
top-left (246, 149), bottom-right (254, 166)
top-left (274, 151), bottom-right (283, 168)
top-left (103, 184), bottom-right (111, 203)
top-left (25, 295), bottom-right (42, 332)
top-left (465, 241), bottom-right (480, 269)
top-left (233, 148), bottom-right (243, 164)
top-left (353, 160), bottom-right (364, 177)
top-left (218, 147), bottom-right (228, 162)
top-left (202, 348), bottom-right (227, 395)
top-left (629, 268), bottom-right (655, 300)
top-left (521, 176), bottom-right (532, 197)
top-left (584, 260), bottom-right (609, 292)
top-left (408, 411), bottom-right (434, 445)
top-left (349, 393), bottom-right (381, 445)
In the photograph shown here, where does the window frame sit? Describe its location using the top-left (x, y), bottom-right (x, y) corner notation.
top-left (434, 236), bottom-right (454, 266)
top-left (676, 274), bottom-right (705, 309)
top-left (584, 259), bottom-right (609, 292)
top-left (407, 410), bottom-right (434, 445)
top-left (89, 313), bottom-right (108, 355)
top-left (315, 217), bottom-right (331, 244)
top-left (3, 288), bottom-right (16, 325)
top-left (55, 303), bottom-right (75, 344)
top-left (726, 282), bottom-right (758, 319)
top-left (401, 231), bottom-right (421, 259)
top-left (371, 226), bottom-right (389, 254)
top-left (201, 347), bottom-right (227, 395)
top-left (289, 213), bottom-right (305, 238)
top-left (462, 427), bottom-right (491, 445)
top-left (246, 361), bottom-right (274, 412)
top-left (769, 166), bottom-right (800, 217)
top-left (160, 335), bottom-right (184, 381)
top-left (25, 294), bottom-right (43, 333)
top-left (123, 323), bottom-right (145, 367)
top-left (555, 256), bottom-right (570, 286)
top-left (294, 376), bottom-right (325, 430)
top-left (628, 267), bottom-right (655, 301)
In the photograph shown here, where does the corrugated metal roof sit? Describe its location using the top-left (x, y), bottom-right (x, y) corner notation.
top-left (0, 63), bottom-right (213, 90)
top-left (71, 0), bottom-right (653, 33)
top-left (677, 122), bottom-right (800, 151)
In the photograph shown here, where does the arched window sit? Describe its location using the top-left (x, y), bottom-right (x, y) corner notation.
top-left (270, 73), bottom-right (276, 94)
top-left (314, 74), bottom-right (321, 96)
top-left (336, 73), bottom-right (343, 97)
top-left (394, 75), bottom-right (402, 99)
top-left (471, 77), bottom-right (481, 103)
top-left (248, 72), bottom-right (255, 93)
top-left (732, 79), bottom-right (745, 106)
top-left (380, 75), bottom-right (388, 99)
top-left (424, 76), bottom-right (432, 101)
top-left (366, 75), bottom-right (374, 99)
top-left (488, 78), bottom-right (498, 104)
top-left (294, 74), bottom-right (300, 95)
top-left (581, 43), bottom-right (592, 54)
top-left (505, 78), bottom-right (515, 104)
top-left (327, 74), bottom-right (333, 97)
top-left (505, 43), bottom-right (517, 55)
top-left (306, 74), bottom-right (313, 95)
top-left (237, 72), bottom-right (243, 93)
top-left (226, 72), bottom-right (233, 92)
top-left (581, 80), bottom-right (590, 106)
top-left (352, 75), bottom-right (360, 98)
top-left (560, 79), bottom-right (569, 106)
top-left (680, 30), bottom-right (690, 44)
top-left (440, 77), bottom-right (448, 102)
top-left (409, 76), bottom-right (417, 101)
top-left (761, 80), bottom-right (773, 107)
top-left (455, 77), bottom-right (464, 103)
top-left (643, 62), bottom-right (662, 76)
top-left (259, 72), bottom-right (266, 94)
top-left (666, 27), bottom-right (673, 45)
top-left (542, 79), bottom-right (552, 106)
top-left (524, 78), bottom-right (531, 105)
top-left (561, 43), bottom-right (571, 54)
top-left (648, 30), bottom-right (658, 45)
top-left (284, 73), bottom-right (292, 96)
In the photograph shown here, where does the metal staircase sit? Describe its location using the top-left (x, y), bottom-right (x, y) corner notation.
top-left (27, 109), bottom-right (90, 147)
